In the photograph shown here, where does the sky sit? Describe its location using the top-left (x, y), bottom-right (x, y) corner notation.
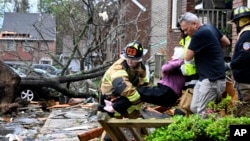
top-left (0, 0), bottom-right (112, 27)
top-left (0, 0), bottom-right (39, 27)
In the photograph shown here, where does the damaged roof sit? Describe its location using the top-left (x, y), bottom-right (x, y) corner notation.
top-left (1, 12), bottom-right (56, 41)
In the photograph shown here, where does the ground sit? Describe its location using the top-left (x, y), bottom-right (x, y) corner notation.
top-left (0, 99), bottom-right (100, 141)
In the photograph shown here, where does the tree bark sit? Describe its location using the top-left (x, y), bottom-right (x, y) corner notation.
top-left (0, 61), bottom-right (20, 104)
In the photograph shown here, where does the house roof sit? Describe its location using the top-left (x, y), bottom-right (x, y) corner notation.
top-left (1, 12), bottom-right (56, 41)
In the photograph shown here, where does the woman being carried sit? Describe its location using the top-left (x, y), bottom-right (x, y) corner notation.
top-left (137, 47), bottom-right (186, 107)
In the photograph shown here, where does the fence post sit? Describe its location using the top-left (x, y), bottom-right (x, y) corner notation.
top-left (154, 54), bottom-right (167, 78)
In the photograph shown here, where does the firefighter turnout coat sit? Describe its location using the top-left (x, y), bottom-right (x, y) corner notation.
top-left (100, 58), bottom-right (149, 115)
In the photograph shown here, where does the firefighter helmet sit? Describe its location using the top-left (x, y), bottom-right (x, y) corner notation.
top-left (228, 6), bottom-right (250, 23)
top-left (122, 40), bottom-right (148, 60)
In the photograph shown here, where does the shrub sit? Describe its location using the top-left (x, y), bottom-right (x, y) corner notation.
top-left (145, 114), bottom-right (250, 141)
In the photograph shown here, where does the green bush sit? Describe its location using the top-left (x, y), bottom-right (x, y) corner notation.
top-left (206, 116), bottom-right (250, 141)
top-left (145, 114), bottom-right (250, 141)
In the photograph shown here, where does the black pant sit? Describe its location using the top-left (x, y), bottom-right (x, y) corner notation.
top-left (137, 84), bottom-right (178, 107)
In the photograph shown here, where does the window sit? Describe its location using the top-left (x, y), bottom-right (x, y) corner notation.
top-left (5, 41), bottom-right (16, 51)
top-left (23, 41), bottom-right (34, 52)
top-left (171, 0), bottom-right (182, 29)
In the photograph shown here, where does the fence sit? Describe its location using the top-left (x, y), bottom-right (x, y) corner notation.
top-left (154, 54), bottom-right (167, 78)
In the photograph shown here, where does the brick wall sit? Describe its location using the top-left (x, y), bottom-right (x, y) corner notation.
top-left (150, 0), bottom-right (168, 56)
top-left (0, 40), bottom-right (56, 63)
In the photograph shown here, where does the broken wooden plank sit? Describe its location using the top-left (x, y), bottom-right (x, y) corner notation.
top-left (98, 112), bottom-right (173, 141)
top-left (46, 101), bottom-right (71, 109)
top-left (77, 127), bottom-right (104, 141)
top-left (98, 113), bottom-right (128, 140)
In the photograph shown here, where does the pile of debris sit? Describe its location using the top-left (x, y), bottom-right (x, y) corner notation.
top-left (0, 97), bottom-right (102, 141)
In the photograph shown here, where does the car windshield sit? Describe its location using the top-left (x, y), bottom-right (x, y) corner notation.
top-left (32, 64), bottom-right (60, 76)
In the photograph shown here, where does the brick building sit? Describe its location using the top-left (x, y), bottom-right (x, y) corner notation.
top-left (0, 12), bottom-right (56, 65)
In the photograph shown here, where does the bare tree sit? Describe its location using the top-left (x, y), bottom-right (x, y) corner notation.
top-left (0, 0), bottom-right (153, 107)
top-left (14, 0), bottom-right (29, 13)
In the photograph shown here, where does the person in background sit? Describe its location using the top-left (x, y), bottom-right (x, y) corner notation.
top-left (98, 40), bottom-right (149, 119)
top-left (227, 6), bottom-right (250, 116)
top-left (178, 26), bottom-right (199, 90)
top-left (172, 25), bottom-right (199, 116)
top-left (178, 12), bottom-right (231, 115)
top-left (137, 46), bottom-right (185, 108)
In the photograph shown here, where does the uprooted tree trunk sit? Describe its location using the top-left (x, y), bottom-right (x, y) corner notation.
top-left (0, 61), bottom-right (112, 113)
top-left (0, 61), bottom-right (21, 113)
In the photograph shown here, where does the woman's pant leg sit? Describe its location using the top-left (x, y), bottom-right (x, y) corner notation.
top-left (137, 85), bottom-right (178, 107)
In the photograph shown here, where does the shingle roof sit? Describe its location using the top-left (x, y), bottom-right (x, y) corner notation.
top-left (1, 12), bottom-right (56, 41)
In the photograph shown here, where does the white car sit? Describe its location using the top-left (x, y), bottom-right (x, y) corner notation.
top-left (32, 64), bottom-right (62, 76)
top-left (9, 66), bottom-right (27, 77)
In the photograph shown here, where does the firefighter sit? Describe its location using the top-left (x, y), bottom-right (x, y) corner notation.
top-left (173, 30), bottom-right (199, 116)
top-left (227, 6), bottom-right (250, 116)
top-left (98, 40), bottom-right (149, 119)
top-left (179, 32), bottom-right (198, 89)
top-left (177, 22), bottom-right (198, 89)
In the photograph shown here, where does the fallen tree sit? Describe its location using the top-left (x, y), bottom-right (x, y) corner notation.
top-left (21, 61), bottom-right (113, 96)
top-left (0, 61), bottom-right (113, 113)
top-left (20, 65), bottom-right (109, 97)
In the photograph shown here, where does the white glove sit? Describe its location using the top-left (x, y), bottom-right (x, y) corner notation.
top-left (103, 99), bottom-right (114, 113)
top-left (225, 62), bottom-right (231, 70)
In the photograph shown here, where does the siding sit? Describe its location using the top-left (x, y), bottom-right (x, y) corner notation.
top-left (151, 0), bottom-right (168, 78)
top-left (150, 0), bottom-right (168, 56)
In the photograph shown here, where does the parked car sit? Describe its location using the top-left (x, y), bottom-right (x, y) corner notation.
top-left (18, 85), bottom-right (50, 101)
top-left (32, 64), bottom-right (62, 77)
top-left (9, 66), bottom-right (27, 77)
top-left (6, 63), bottom-right (52, 101)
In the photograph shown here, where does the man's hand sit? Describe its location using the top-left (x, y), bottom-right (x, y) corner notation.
top-left (103, 100), bottom-right (114, 113)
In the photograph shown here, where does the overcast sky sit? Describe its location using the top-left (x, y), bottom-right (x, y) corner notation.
top-left (0, 0), bottom-right (39, 27)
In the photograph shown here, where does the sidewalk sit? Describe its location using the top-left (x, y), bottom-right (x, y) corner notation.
top-left (36, 103), bottom-right (100, 141)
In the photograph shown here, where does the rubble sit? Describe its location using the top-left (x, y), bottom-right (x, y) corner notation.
top-left (0, 98), bottom-right (101, 141)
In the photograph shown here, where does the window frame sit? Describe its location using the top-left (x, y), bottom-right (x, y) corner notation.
top-left (22, 41), bottom-right (34, 52)
top-left (5, 40), bottom-right (16, 51)
top-left (171, 0), bottom-right (182, 30)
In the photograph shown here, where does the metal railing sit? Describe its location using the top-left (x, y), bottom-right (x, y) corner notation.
top-left (195, 9), bottom-right (232, 33)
